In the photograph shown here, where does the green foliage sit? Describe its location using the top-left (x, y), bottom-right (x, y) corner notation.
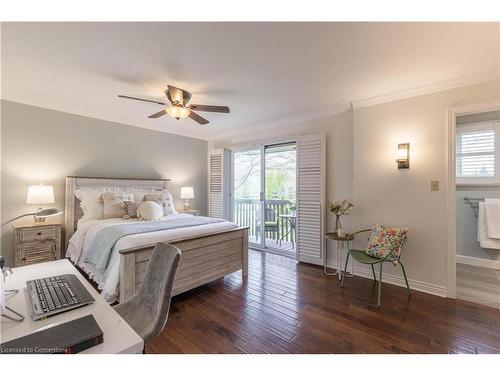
top-left (266, 170), bottom-right (287, 199)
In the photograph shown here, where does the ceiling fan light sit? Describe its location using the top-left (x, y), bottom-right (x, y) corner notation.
top-left (166, 105), bottom-right (190, 120)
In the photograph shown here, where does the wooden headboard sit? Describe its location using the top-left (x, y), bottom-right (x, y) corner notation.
top-left (64, 176), bottom-right (170, 246)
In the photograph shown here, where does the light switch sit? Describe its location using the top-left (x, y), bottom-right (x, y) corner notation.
top-left (430, 180), bottom-right (439, 191)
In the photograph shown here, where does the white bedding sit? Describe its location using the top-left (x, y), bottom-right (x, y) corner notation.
top-left (66, 213), bottom-right (238, 302)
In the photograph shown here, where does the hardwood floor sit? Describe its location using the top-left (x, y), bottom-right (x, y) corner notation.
top-left (456, 263), bottom-right (500, 309)
top-left (147, 250), bottom-right (500, 354)
top-left (249, 236), bottom-right (296, 256)
top-left (265, 238), bottom-right (295, 256)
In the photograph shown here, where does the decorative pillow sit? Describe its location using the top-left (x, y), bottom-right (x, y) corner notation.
top-left (126, 189), bottom-right (162, 205)
top-left (122, 201), bottom-right (140, 219)
top-left (101, 192), bottom-right (134, 219)
top-left (143, 190), bottom-right (176, 216)
top-left (364, 224), bottom-right (408, 262)
top-left (137, 201), bottom-right (163, 221)
top-left (75, 189), bottom-right (106, 222)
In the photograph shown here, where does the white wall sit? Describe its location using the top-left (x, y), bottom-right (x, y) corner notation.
top-left (212, 79), bottom-right (500, 295)
top-left (213, 109), bottom-right (354, 264)
top-left (352, 80), bottom-right (499, 290)
top-left (1, 100), bottom-right (208, 266)
top-left (456, 187), bottom-right (500, 261)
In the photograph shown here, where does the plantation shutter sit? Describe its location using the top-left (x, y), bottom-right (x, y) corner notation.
top-left (456, 121), bottom-right (499, 183)
top-left (296, 133), bottom-right (326, 265)
top-left (208, 148), bottom-right (231, 219)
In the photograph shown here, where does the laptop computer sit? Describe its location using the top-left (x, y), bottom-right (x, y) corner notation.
top-left (26, 274), bottom-right (95, 321)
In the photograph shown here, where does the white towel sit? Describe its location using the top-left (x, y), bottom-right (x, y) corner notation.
top-left (484, 198), bottom-right (500, 239)
top-left (477, 202), bottom-right (500, 249)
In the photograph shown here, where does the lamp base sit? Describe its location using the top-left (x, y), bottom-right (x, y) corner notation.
top-left (34, 206), bottom-right (46, 224)
top-left (1, 289), bottom-right (25, 322)
top-left (183, 200), bottom-right (190, 212)
top-left (33, 216), bottom-right (46, 224)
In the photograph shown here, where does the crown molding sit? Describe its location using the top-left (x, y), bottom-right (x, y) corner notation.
top-left (351, 68), bottom-right (499, 110)
top-left (207, 104), bottom-right (351, 142)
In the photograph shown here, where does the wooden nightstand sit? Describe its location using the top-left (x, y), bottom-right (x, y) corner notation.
top-left (14, 222), bottom-right (62, 266)
top-left (183, 210), bottom-right (201, 216)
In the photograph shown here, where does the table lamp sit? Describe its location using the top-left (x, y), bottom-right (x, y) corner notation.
top-left (26, 184), bottom-right (56, 223)
top-left (180, 186), bottom-right (194, 212)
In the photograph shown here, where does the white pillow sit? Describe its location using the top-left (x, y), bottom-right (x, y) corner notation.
top-left (101, 192), bottom-right (134, 219)
top-left (121, 189), bottom-right (176, 213)
top-left (166, 191), bottom-right (177, 214)
top-left (138, 201), bottom-right (163, 221)
top-left (75, 187), bottom-right (176, 223)
top-left (125, 189), bottom-right (161, 204)
top-left (75, 189), bottom-right (106, 222)
top-left (143, 190), bottom-right (177, 215)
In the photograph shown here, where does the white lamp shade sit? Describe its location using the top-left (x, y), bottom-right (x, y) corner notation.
top-left (26, 185), bottom-right (55, 204)
top-left (396, 147), bottom-right (408, 160)
top-left (166, 105), bottom-right (190, 120)
top-left (180, 186), bottom-right (194, 200)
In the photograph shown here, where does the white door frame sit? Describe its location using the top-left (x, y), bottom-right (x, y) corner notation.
top-left (230, 137), bottom-right (297, 255)
top-left (231, 144), bottom-right (265, 249)
top-left (445, 101), bottom-right (500, 298)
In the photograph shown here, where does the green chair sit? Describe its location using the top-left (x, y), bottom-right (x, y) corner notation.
top-left (340, 229), bottom-right (410, 307)
top-left (256, 208), bottom-right (280, 244)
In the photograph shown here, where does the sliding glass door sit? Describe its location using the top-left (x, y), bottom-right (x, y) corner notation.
top-left (232, 142), bottom-right (297, 256)
top-left (264, 143), bottom-right (297, 255)
top-left (233, 148), bottom-right (264, 247)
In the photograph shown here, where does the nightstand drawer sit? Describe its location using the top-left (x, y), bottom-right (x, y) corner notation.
top-left (21, 226), bottom-right (57, 242)
top-left (20, 241), bottom-right (57, 265)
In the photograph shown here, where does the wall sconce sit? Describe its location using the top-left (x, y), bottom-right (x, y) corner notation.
top-left (396, 143), bottom-right (410, 169)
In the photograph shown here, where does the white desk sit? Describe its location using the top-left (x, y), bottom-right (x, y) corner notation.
top-left (1, 259), bottom-right (143, 354)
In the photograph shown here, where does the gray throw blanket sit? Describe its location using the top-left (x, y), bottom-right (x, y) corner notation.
top-left (84, 216), bottom-right (224, 272)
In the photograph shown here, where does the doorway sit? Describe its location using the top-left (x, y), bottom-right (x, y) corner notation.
top-left (454, 109), bottom-right (500, 308)
top-left (446, 101), bottom-right (500, 304)
top-left (232, 142), bottom-right (297, 257)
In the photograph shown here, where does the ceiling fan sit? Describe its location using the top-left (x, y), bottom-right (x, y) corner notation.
top-left (118, 85), bottom-right (230, 125)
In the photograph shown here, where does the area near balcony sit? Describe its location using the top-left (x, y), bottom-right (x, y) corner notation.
top-left (233, 142), bottom-right (297, 256)
top-left (234, 198), bottom-right (296, 256)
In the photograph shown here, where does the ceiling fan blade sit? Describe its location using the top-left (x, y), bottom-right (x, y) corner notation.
top-left (188, 110), bottom-right (209, 125)
top-left (118, 95), bottom-right (165, 105)
top-left (167, 85), bottom-right (192, 105)
top-left (189, 104), bottom-right (230, 113)
top-left (148, 110), bottom-right (167, 119)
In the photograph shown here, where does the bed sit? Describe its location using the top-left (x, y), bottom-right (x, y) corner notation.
top-left (64, 176), bottom-right (248, 303)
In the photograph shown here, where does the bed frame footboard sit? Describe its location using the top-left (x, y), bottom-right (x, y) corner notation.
top-left (118, 227), bottom-right (248, 303)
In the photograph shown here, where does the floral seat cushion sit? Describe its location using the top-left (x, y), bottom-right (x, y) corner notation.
top-left (364, 224), bottom-right (408, 262)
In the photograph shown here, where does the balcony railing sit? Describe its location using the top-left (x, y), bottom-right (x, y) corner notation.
top-left (233, 198), bottom-right (295, 242)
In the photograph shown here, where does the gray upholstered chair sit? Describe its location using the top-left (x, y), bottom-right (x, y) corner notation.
top-left (113, 242), bottom-right (181, 348)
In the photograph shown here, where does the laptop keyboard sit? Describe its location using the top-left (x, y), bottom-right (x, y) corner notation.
top-left (34, 276), bottom-right (81, 313)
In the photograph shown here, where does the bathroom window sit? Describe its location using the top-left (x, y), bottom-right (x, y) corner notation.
top-left (456, 121), bottom-right (499, 184)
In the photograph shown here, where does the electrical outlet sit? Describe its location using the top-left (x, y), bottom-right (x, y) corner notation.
top-left (430, 180), bottom-right (439, 191)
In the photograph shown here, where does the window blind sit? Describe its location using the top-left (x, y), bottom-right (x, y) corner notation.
top-left (456, 121), bottom-right (499, 183)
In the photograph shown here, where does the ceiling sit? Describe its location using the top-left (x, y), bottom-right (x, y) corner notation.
top-left (2, 22), bottom-right (499, 140)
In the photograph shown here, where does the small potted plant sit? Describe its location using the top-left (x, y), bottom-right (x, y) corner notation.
top-left (288, 203), bottom-right (297, 216)
top-left (328, 199), bottom-right (353, 233)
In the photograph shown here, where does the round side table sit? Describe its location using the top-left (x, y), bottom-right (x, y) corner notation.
top-left (324, 232), bottom-right (355, 280)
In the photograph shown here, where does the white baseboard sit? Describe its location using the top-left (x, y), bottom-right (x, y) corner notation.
top-left (326, 260), bottom-right (448, 298)
top-left (456, 255), bottom-right (500, 270)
